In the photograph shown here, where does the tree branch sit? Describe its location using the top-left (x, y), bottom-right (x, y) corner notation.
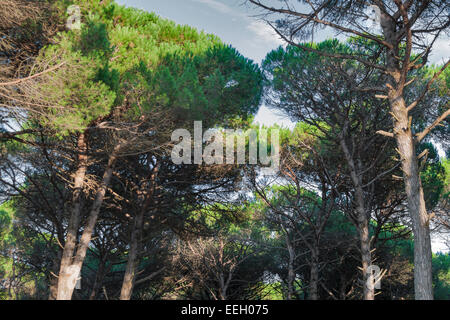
top-left (416, 106), bottom-right (450, 143)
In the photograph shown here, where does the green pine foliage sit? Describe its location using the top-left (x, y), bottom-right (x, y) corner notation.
top-left (33, 0), bottom-right (262, 134)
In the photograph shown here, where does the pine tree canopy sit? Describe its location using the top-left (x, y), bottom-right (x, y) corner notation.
top-left (31, 0), bottom-right (262, 133)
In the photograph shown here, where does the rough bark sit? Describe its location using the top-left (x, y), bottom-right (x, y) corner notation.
top-left (380, 9), bottom-right (434, 300)
top-left (391, 95), bottom-right (433, 300)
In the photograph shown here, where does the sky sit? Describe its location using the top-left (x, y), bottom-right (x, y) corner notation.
top-left (115, 0), bottom-right (449, 252)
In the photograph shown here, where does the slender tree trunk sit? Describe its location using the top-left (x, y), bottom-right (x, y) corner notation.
top-left (340, 137), bottom-right (374, 300)
top-left (219, 273), bottom-right (228, 300)
top-left (218, 270), bottom-right (232, 300)
top-left (390, 95), bottom-right (433, 300)
top-left (120, 165), bottom-right (159, 300)
top-left (57, 143), bottom-right (121, 300)
top-left (339, 279), bottom-right (347, 300)
top-left (56, 132), bottom-right (87, 300)
top-left (48, 254), bottom-right (62, 300)
top-left (48, 275), bottom-right (58, 300)
top-left (285, 233), bottom-right (295, 300)
top-left (89, 258), bottom-right (106, 300)
top-left (309, 246), bottom-right (319, 300)
top-left (119, 217), bottom-right (142, 300)
top-left (220, 287), bottom-right (228, 300)
top-left (358, 217), bottom-right (374, 300)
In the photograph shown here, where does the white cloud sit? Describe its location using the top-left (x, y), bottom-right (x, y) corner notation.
top-left (190, 1), bottom-right (284, 48)
top-left (247, 20), bottom-right (284, 47)
top-left (191, 0), bottom-right (235, 15)
top-left (428, 37), bottom-right (450, 65)
top-left (253, 104), bottom-right (294, 129)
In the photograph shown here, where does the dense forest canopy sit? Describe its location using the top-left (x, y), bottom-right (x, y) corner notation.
top-left (0, 0), bottom-right (448, 301)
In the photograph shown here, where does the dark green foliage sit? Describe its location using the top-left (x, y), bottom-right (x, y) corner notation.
top-left (432, 253), bottom-right (450, 300)
top-left (417, 143), bottom-right (446, 209)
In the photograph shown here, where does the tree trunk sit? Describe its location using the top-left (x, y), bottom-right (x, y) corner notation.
top-left (120, 165), bottom-right (158, 300)
top-left (48, 254), bottom-right (62, 300)
top-left (89, 258), bottom-right (106, 300)
top-left (56, 143), bottom-right (121, 300)
top-left (119, 218), bottom-right (141, 300)
top-left (309, 246), bottom-right (319, 300)
top-left (219, 273), bottom-right (227, 300)
top-left (285, 233), bottom-right (295, 300)
top-left (380, 11), bottom-right (434, 299)
top-left (218, 270), bottom-right (232, 300)
top-left (48, 275), bottom-right (58, 300)
top-left (340, 137), bottom-right (374, 300)
top-left (391, 96), bottom-right (433, 300)
top-left (56, 132), bottom-right (87, 300)
top-left (358, 218), bottom-right (374, 300)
